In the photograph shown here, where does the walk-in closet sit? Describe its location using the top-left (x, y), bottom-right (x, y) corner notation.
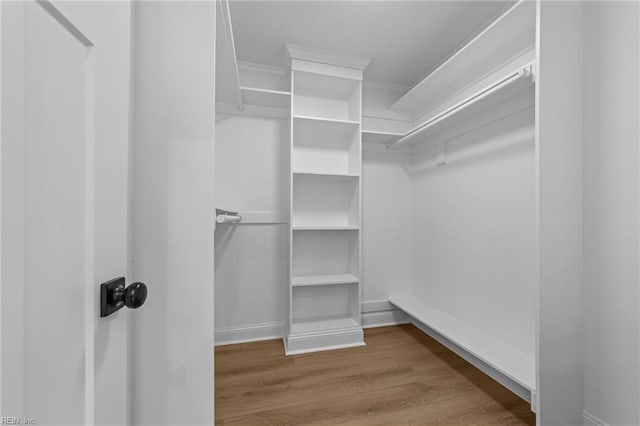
top-left (213, 1), bottom-right (640, 425)
top-left (4, 1), bottom-right (639, 424)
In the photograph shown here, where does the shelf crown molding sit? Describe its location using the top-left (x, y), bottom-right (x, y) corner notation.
top-left (285, 43), bottom-right (371, 71)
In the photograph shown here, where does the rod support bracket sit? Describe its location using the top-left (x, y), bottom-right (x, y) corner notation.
top-left (436, 141), bottom-right (447, 167)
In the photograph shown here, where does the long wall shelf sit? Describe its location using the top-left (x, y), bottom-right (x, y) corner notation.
top-left (390, 0), bottom-right (536, 116)
top-left (386, 63), bottom-right (534, 150)
top-left (390, 295), bottom-right (535, 393)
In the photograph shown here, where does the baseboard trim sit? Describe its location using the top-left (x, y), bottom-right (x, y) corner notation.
top-left (362, 309), bottom-right (410, 328)
top-left (214, 321), bottom-right (284, 346)
top-left (215, 300), bottom-right (410, 346)
top-left (583, 411), bottom-right (609, 426)
top-left (284, 327), bottom-right (365, 355)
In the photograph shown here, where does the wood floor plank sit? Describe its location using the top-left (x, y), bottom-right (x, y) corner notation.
top-left (215, 324), bottom-right (535, 425)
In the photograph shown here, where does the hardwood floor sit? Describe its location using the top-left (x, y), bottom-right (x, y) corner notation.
top-left (215, 324), bottom-right (535, 425)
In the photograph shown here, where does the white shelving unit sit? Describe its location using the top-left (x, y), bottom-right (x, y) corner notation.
top-left (284, 45), bottom-right (370, 355)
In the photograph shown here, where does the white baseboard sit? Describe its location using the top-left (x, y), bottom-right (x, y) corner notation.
top-left (361, 310), bottom-right (410, 328)
top-left (583, 411), bottom-right (608, 426)
top-left (284, 327), bottom-right (365, 355)
top-left (361, 300), bottom-right (410, 328)
top-left (214, 321), bottom-right (283, 346)
top-left (215, 300), bottom-right (409, 346)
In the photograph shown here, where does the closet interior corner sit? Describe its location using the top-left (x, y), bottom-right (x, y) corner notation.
top-left (216, 0), bottom-right (537, 409)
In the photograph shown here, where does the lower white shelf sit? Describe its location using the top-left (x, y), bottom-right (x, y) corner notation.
top-left (293, 225), bottom-right (359, 231)
top-left (292, 273), bottom-right (359, 287)
top-left (389, 295), bottom-right (535, 392)
top-left (290, 316), bottom-right (359, 335)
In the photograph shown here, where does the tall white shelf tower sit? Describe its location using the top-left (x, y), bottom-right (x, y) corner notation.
top-left (284, 44), bottom-right (370, 354)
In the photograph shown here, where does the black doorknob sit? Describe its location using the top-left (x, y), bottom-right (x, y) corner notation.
top-left (124, 282), bottom-right (147, 309)
top-left (100, 277), bottom-right (148, 317)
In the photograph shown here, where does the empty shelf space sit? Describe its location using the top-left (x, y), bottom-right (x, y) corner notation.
top-left (294, 70), bottom-right (360, 101)
top-left (389, 296), bottom-right (535, 392)
top-left (292, 273), bottom-right (359, 287)
top-left (293, 116), bottom-right (360, 175)
top-left (240, 86), bottom-right (290, 108)
top-left (292, 225), bottom-right (359, 231)
top-left (292, 172), bottom-right (359, 228)
top-left (292, 230), bottom-right (359, 277)
top-left (290, 316), bottom-right (359, 335)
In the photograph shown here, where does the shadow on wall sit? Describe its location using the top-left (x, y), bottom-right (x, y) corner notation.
top-left (411, 101), bottom-right (535, 177)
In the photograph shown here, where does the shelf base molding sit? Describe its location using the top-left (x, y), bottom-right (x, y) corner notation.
top-left (283, 326), bottom-right (365, 356)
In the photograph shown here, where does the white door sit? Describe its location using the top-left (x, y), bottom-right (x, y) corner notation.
top-left (1, 1), bottom-right (132, 425)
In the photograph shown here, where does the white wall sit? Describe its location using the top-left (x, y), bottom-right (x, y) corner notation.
top-left (214, 114), bottom-right (288, 342)
top-left (362, 147), bottom-right (413, 312)
top-left (582, 2), bottom-right (640, 425)
top-left (410, 98), bottom-right (536, 357)
top-left (130, 2), bottom-right (215, 425)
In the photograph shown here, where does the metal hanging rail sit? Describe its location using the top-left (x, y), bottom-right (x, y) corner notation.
top-left (215, 208), bottom-right (242, 224)
top-left (386, 64), bottom-right (534, 150)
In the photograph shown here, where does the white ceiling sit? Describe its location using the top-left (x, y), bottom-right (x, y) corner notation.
top-left (229, 1), bottom-right (513, 87)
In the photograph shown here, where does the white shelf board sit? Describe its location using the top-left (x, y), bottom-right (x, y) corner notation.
top-left (391, 0), bottom-right (535, 115)
top-left (292, 273), bottom-right (359, 287)
top-left (294, 114), bottom-right (360, 129)
top-left (389, 295), bottom-right (535, 392)
top-left (362, 129), bottom-right (403, 145)
top-left (290, 316), bottom-right (359, 335)
top-left (293, 170), bottom-right (359, 178)
top-left (292, 225), bottom-right (359, 231)
top-left (392, 71), bottom-right (533, 148)
top-left (240, 86), bottom-right (290, 109)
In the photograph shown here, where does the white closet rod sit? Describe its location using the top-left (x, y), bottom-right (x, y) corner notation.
top-left (387, 64), bottom-right (534, 150)
top-left (216, 214), bottom-right (242, 224)
top-left (215, 208), bottom-right (243, 224)
top-left (218, 0), bottom-right (244, 111)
